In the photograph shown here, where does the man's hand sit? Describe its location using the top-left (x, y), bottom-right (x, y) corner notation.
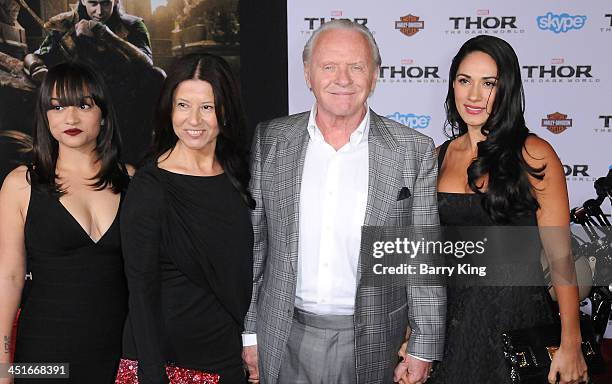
top-left (75, 19), bottom-right (109, 38)
top-left (394, 353), bottom-right (432, 384)
top-left (242, 345), bottom-right (259, 383)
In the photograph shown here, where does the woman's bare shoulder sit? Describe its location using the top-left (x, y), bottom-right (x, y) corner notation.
top-left (1, 166), bottom-right (30, 192)
top-left (522, 135), bottom-right (559, 168)
top-left (0, 166), bottom-right (31, 214)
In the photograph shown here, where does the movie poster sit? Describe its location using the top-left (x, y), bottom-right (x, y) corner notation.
top-left (0, 0), bottom-right (239, 180)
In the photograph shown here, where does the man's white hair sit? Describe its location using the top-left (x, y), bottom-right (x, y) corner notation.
top-left (302, 19), bottom-right (382, 68)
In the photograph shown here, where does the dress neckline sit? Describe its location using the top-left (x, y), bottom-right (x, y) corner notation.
top-left (55, 196), bottom-right (120, 245)
top-left (156, 163), bottom-right (225, 179)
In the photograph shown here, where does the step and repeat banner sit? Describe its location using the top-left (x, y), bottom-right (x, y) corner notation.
top-left (287, 0), bottom-right (611, 209)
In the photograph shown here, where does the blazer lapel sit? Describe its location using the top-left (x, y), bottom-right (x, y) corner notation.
top-left (275, 114), bottom-right (310, 275)
top-left (364, 110), bottom-right (403, 227)
top-left (355, 111), bottom-right (403, 286)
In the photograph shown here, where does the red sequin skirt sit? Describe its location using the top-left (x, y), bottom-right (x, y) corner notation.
top-left (115, 358), bottom-right (220, 384)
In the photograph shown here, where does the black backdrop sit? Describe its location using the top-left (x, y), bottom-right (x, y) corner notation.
top-left (239, 0), bottom-right (288, 141)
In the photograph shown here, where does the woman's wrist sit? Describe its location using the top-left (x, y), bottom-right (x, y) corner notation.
top-left (560, 333), bottom-right (582, 349)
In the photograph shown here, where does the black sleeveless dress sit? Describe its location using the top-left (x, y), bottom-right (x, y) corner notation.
top-left (430, 140), bottom-right (556, 384)
top-left (14, 186), bottom-right (128, 383)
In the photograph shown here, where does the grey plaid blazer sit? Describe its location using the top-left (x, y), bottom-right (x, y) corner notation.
top-left (245, 110), bottom-right (446, 384)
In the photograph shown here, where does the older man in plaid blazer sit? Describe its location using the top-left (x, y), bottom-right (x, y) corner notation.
top-left (242, 19), bottom-right (446, 384)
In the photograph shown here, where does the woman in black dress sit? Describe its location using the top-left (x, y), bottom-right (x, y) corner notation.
top-left (117, 53), bottom-right (254, 384)
top-left (0, 62), bottom-right (130, 383)
top-left (426, 36), bottom-right (588, 384)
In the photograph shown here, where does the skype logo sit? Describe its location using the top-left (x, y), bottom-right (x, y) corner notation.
top-left (386, 113), bottom-right (431, 129)
top-left (537, 12), bottom-right (587, 33)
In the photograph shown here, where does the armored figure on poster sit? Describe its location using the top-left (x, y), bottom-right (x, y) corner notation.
top-left (0, 1), bottom-right (35, 180)
top-left (23, 0), bottom-right (154, 80)
top-left (0, 0), bottom-right (19, 26)
top-left (0, 0), bottom-right (33, 91)
top-left (22, 0), bottom-right (164, 164)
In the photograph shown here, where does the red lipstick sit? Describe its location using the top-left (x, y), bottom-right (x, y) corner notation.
top-left (64, 129), bottom-right (83, 136)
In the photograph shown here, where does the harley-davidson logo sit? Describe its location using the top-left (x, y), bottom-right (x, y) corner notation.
top-left (541, 112), bottom-right (573, 134)
top-left (395, 15), bottom-right (425, 36)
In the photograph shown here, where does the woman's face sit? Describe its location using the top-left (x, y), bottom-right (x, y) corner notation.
top-left (171, 79), bottom-right (220, 153)
top-left (46, 85), bottom-right (102, 152)
top-left (453, 51), bottom-right (498, 131)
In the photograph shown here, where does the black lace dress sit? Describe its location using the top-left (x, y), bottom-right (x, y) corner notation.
top-left (15, 186), bottom-right (127, 383)
top-left (430, 140), bottom-right (556, 384)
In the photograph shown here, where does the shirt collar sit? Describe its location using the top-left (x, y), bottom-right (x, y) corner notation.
top-left (306, 103), bottom-right (370, 147)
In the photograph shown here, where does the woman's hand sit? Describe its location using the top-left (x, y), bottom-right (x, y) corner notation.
top-left (547, 343), bottom-right (588, 384)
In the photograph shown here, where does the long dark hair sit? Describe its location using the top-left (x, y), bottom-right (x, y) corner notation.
top-left (444, 35), bottom-right (544, 223)
top-left (151, 53), bottom-right (254, 209)
top-left (29, 61), bottom-right (129, 195)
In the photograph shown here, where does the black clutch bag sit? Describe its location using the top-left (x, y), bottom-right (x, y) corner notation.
top-left (501, 320), bottom-right (605, 384)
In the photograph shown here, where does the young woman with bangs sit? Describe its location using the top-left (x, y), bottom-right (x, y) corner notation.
top-left (0, 61), bottom-right (131, 383)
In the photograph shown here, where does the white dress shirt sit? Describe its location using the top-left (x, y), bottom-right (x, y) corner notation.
top-left (294, 105), bottom-right (369, 315)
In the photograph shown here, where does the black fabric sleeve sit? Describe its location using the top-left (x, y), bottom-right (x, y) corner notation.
top-left (120, 167), bottom-right (168, 384)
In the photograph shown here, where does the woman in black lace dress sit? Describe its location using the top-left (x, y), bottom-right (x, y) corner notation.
top-left (0, 62), bottom-right (130, 383)
top-left (426, 36), bottom-right (588, 384)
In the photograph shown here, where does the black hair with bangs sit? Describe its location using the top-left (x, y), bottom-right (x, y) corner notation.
top-left (28, 61), bottom-right (129, 195)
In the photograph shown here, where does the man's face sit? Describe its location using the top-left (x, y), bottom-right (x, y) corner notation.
top-left (304, 29), bottom-right (378, 122)
top-left (81, 0), bottom-right (115, 23)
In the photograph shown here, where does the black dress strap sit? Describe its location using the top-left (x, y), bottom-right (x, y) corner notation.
top-left (437, 139), bottom-right (452, 170)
